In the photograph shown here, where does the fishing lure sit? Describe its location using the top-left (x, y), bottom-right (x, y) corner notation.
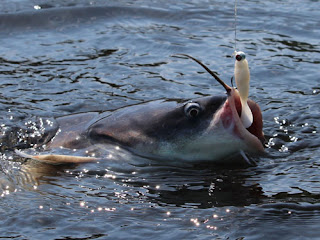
top-left (234, 51), bottom-right (253, 128)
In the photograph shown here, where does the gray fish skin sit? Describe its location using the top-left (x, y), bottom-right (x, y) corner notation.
top-left (88, 96), bottom-right (227, 149)
top-left (46, 96), bottom-right (225, 151)
top-left (36, 91), bottom-right (263, 163)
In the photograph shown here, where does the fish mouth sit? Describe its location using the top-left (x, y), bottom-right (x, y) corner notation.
top-left (213, 88), bottom-right (265, 153)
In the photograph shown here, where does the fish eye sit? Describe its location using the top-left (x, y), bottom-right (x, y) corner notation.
top-left (184, 102), bottom-right (201, 118)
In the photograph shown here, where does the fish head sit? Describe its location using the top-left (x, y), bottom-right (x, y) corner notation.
top-left (88, 54), bottom-right (265, 162)
top-left (152, 88), bottom-right (264, 162)
top-left (88, 90), bottom-right (264, 162)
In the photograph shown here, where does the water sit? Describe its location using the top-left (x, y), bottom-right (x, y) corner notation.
top-left (0, 0), bottom-right (319, 239)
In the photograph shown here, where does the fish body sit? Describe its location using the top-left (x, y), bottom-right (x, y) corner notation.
top-left (16, 55), bottom-right (264, 164)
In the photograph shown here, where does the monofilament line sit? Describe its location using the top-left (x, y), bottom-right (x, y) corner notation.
top-left (234, 0), bottom-right (237, 52)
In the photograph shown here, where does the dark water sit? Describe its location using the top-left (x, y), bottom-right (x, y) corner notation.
top-left (0, 0), bottom-right (319, 239)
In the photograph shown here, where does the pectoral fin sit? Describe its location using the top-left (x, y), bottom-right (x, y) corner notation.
top-left (15, 149), bottom-right (98, 165)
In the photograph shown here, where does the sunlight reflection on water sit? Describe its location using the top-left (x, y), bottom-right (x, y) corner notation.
top-left (0, 0), bottom-right (319, 239)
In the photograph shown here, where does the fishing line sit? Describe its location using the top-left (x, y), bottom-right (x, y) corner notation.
top-left (231, 0), bottom-right (238, 87)
top-left (234, 0), bottom-right (238, 54)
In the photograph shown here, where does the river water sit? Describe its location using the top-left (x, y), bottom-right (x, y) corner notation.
top-left (0, 0), bottom-right (319, 239)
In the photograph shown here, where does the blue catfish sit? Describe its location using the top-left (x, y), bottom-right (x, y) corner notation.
top-left (16, 54), bottom-right (264, 164)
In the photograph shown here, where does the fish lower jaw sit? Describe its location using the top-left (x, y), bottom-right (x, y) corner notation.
top-left (159, 125), bottom-right (250, 162)
top-left (155, 138), bottom-right (247, 162)
top-left (210, 110), bottom-right (242, 141)
top-left (210, 113), bottom-right (262, 155)
top-left (219, 120), bottom-right (263, 154)
top-left (187, 133), bottom-right (249, 162)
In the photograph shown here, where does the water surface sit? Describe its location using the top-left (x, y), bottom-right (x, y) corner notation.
top-left (0, 0), bottom-right (319, 239)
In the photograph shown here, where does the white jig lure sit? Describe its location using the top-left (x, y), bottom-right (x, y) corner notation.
top-left (234, 51), bottom-right (253, 128)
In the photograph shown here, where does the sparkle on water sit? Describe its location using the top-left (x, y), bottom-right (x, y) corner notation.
top-left (0, 0), bottom-right (319, 239)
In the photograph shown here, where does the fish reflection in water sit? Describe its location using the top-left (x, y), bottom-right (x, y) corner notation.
top-left (1, 148), bottom-right (266, 209)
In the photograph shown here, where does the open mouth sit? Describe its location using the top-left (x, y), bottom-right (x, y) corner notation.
top-left (209, 87), bottom-right (264, 154)
top-left (227, 89), bottom-right (265, 150)
top-left (228, 88), bottom-right (265, 145)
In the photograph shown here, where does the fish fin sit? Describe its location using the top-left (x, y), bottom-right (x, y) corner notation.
top-left (15, 149), bottom-right (98, 165)
top-left (240, 150), bottom-right (256, 166)
top-left (241, 101), bottom-right (253, 128)
top-left (15, 149), bottom-right (31, 159)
